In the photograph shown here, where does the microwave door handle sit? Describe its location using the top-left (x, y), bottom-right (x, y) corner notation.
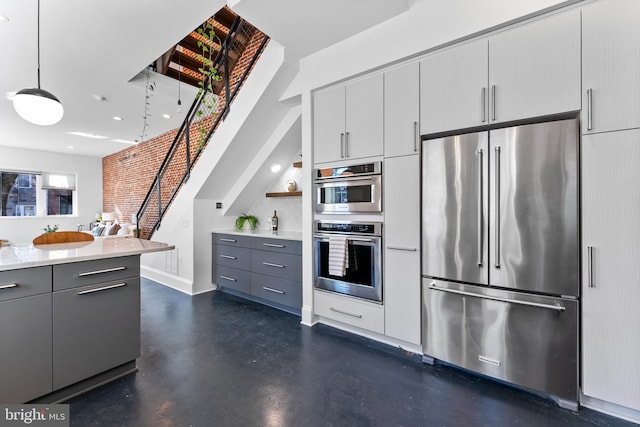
top-left (314, 175), bottom-right (379, 183)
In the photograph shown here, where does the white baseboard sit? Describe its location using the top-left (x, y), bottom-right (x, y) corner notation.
top-left (580, 394), bottom-right (640, 424)
top-left (141, 265), bottom-right (193, 295)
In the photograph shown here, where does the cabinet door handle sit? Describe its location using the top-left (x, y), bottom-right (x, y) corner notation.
top-left (0, 283), bottom-right (18, 290)
top-left (330, 307), bottom-right (362, 318)
top-left (491, 85), bottom-right (496, 121)
top-left (413, 121), bottom-right (419, 152)
top-left (477, 148), bottom-right (484, 267)
top-left (263, 286), bottom-right (285, 295)
top-left (220, 238), bottom-right (237, 243)
top-left (494, 146), bottom-right (501, 268)
top-left (587, 246), bottom-right (594, 288)
top-left (219, 275), bottom-right (237, 282)
top-left (263, 243), bottom-right (285, 248)
top-left (78, 283), bottom-right (127, 295)
top-left (587, 88), bottom-right (593, 131)
top-left (78, 266), bottom-right (126, 277)
top-left (340, 133), bottom-right (345, 158)
top-left (263, 262), bottom-right (285, 268)
top-left (345, 132), bottom-right (350, 157)
top-left (481, 87), bottom-right (487, 123)
top-left (220, 255), bottom-right (237, 260)
top-left (386, 246), bottom-right (417, 252)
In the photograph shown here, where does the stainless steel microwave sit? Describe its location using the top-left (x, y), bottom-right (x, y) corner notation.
top-left (313, 162), bottom-right (382, 214)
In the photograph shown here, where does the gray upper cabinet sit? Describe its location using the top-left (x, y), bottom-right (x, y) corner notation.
top-left (384, 62), bottom-right (420, 157)
top-left (582, 0), bottom-right (640, 134)
top-left (420, 39), bottom-right (489, 135)
top-left (313, 74), bottom-right (383, 164)
top-left (421, 9), bottom-right (580, 135)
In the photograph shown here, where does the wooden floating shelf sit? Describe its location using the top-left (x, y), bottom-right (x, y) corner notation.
top-left (266, 191), bottom-right (302, 198)
top-left (293, 161), bottom-right (302, 168)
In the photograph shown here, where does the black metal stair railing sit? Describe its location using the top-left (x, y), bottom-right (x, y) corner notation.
top-left (136, 19), bottom-right (269, 240)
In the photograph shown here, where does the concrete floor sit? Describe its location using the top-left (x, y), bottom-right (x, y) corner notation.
top-left (67, 278), bottom-right (636, 426)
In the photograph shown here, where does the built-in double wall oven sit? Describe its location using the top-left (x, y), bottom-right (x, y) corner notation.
top-left (312, 161), bottom-right (383, 303)
top-left (313, 220), bottom-right (383, 303)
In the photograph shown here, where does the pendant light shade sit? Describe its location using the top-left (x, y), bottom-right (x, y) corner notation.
top-left (13, 0), bottom-right (63, 126)
top-left (14, 87), bottom-right (64, 125)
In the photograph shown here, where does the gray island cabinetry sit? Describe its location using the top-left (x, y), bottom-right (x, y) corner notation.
top-left (212, 232), bottom-right (302, 314)
top-left (0, 238), bottom-right (172, 403)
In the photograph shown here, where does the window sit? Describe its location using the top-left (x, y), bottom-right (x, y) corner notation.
top-left (0, 170), bottom-right (76, 217)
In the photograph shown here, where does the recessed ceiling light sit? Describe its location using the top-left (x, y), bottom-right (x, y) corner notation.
top-left (0, 13), bottom-right (9, 22)
top-left (111, 138), bottom-right (137, 145)
top-left (113, 116), bottom-right (123, 121)
top-left (68, 131), bottom-right (108, 139)
top-left (92, 94), bottom-right (106, 101)
top-left (67, 145), bottom-right (74, 149)
top-left (269, 163), bottom-right (282, 173)
top-left (162, 113), bottom-right (172, 119)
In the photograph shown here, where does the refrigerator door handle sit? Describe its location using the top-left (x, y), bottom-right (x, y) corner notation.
top-left (428, 283), bottom-right (566, 312)
top-left (587, 245), bottom-right (594, 287)
top-left (494, 146), bottom-right (501, 268)
top-left (477, 148), bottom-right (484, 267)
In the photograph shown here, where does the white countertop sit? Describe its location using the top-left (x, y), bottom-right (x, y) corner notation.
top-left (213, 229), bottom-right (302, 241)
top-left (0, 238), bottom-right (174, 272)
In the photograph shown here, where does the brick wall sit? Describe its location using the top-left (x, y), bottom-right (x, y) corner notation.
top-left (102, 26), bottom-right (268, 231)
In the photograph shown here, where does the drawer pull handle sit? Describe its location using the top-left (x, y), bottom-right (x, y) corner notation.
top-left (220, 255), bottom-right (237, 260)
top-left (219, 275), bottom-right (237, 282)
top-left (78, 283), bottom-right (127, 295)
top-left (386, 246), bottom-right (417, 252)
top-left (78, 266), bottom-right (126, 277)
top-left (220, 238), bottom-right (237, 242)
top-left (0, 283), bottom-right (18, 290)
top-left (263, 262), bottom-right (285, 268)
top-left (263, 286), bottom-right (285, 295)
top-left (330, 307), bottom-right (362, 318)
top-left (263, 243), bottom-right (285, 248)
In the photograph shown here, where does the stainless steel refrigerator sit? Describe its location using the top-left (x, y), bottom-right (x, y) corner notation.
top-left (421, 117), bottom-right (579, 409)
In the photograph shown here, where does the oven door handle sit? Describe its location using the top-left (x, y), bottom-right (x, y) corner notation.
top-left (313, 234), bottom-right (374, 243)
top-left (313, 175), bottom-right (379, 184)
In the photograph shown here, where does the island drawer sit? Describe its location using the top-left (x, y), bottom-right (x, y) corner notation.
top-left (251, 273), bottom-right (301, 309)
top-left (53, 255), bottom-right (140, 291)
top-left (251, 250), bottom-right (301, 281)
top-left (213, 265), bottom-right (251, 294)
top-left (212, 233), bottom-right (252, 248)
top-left (251, 237), bottom-right (302, 255)
top-left (0, 266), bottom-right (51, 302)
top-left (212, 245), bottom-right (251, 271)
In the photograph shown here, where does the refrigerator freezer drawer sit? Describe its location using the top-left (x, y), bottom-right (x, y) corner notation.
top-left (422, 278), bottom-right (578, 405)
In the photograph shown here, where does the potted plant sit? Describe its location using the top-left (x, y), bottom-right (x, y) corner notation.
top-left (235, 214), bottom-right (258, 231)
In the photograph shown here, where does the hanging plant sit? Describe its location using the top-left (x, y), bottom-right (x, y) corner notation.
top-left (194, 19), bottom-right (222, 150)
top-left (139, 67), bottom-right (156, 142)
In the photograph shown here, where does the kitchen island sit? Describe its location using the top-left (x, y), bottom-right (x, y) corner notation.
top-left (0, 237), bottom-right (173, 403)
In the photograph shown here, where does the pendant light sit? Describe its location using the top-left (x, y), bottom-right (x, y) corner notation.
top-left (13, 0), bottom-right (63, 126)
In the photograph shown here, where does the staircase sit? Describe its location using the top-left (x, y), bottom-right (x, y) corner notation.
top-left (136, 8), bottom-right (269, 239)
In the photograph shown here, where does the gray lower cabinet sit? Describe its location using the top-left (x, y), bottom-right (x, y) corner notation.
top-left (52, 256), bottom-right (141, 390)
top-left (212, 233), bottom-right (302, 313)
top-left (0, 266), bottom-right (53, 403)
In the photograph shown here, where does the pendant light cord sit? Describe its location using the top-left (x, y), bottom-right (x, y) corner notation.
top-left (36, 0), bottom-right (41, 89)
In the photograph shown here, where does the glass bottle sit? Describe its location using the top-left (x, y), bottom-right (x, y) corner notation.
top-left (271, 210), bottom-right (278, 232)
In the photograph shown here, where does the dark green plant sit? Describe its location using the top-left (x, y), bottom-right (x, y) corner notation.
top-left (43, 224), bottom-right (59, 233)
top-left (235, 214), bottom-right (258, 231)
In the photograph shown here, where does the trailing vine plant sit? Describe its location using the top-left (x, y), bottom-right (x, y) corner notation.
top-left (139, 67), bottom-right (156, 142)
top-left (194, 19), bottom-right (221, 150)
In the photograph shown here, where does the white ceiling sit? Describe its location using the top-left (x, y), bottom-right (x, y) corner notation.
top-left (0, 0), bottom-right (409, 158)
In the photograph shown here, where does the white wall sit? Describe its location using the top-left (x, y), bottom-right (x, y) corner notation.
top-left (0, 146), bottom-right (102, 244)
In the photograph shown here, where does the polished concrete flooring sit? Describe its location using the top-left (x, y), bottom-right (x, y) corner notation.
top-left (68, 279), bottom-right (637, 426)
